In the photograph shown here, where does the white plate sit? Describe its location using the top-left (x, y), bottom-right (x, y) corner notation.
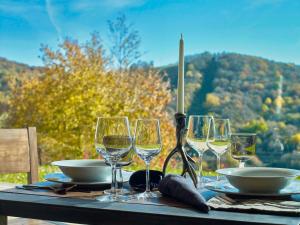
top-left (217, 167), bottom-right (300, 178)
top-left (45, 171), bottom-right (131, 186)
top-left (205, 179), bottom-right (300, 197)
top-left (51, 159), bottom-right (111, 182)
top-left (216, 167), bottom-right (300, 193)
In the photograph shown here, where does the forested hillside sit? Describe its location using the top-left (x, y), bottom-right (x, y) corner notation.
top-left (162, 52), bottom-right (300, 168)
top-left (1, 51), bottom-right (300, 168)
top-left (0, 57), bottom-right (42, 92)
top-left (0, 58), bottom-right (42, 125)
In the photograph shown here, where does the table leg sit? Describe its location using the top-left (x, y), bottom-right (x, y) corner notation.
top-left (0, 215), bottom-right (7, 225)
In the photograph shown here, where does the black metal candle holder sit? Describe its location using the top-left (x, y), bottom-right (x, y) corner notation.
top-left (162, 113), bottom-right (198, 187)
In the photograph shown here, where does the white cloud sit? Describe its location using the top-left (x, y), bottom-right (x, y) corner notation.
top-left (45, 0), bottom-right (62, 40)
top-left (0, 0), bottom-right (42, 14)
top-left (103, 0), bottom-right (145, 8)
top-left (70, 0), bottom-right (146, 11)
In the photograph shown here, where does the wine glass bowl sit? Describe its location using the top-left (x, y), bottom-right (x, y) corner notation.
top-left (230, 133), bottom-right (256, 168)
top-left (207, 119), bottom-right (231, 155)
top-left (187, 116), bottom-right (213, 154)
top-left (102, 135), bottom-right (132, 159)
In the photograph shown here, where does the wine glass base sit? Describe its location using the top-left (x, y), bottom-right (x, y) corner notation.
top-left (98, 189), bottom-right (136, 202)
top-left (104, 188), bottom-right (131, 195)
top-left (216, 175), bottom-right (227, 182)
top-left (96, 193), bottom-right (135, 202)
top-left (195, 176), bottom-right (214, 189)
top-left (136, 191), bottom-right (160, 200)
top-left (96, 194), bottom-right (119, 202)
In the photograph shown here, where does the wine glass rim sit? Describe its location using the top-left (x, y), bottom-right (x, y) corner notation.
top-left (188, 115), bottom-right (213, 118)
top-left (214, 118), bottom-right (230, 121)
top-left (136, 118), bottom-right (160, 121)
top-left (97, 116), bottom-right (129, 120)
top-left (231, 132), bottom-right (256, 136)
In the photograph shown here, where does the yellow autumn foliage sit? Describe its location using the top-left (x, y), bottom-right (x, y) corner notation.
top-left (291, 133), bottom-right (300, 144)
top-left (6, 35), bottom-right (175, 169)
top-left (274, 96), bottom-right (284, 109)
top-left (264, 97), bottom-right (272, 105)
top-left (205, 93), bottom-right (220, 107)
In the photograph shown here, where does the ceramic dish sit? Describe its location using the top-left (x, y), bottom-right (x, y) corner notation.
top-left (45, 171), bottom-right (131, 186)
top-left (51, 159), bottom-right (111, 182)
top-left (216, 167), bottom-right (300, 193)
top-left (205, 179), bottom-right (300, 197)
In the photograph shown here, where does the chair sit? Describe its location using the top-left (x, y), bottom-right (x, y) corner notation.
top-left (0, 127), bottom-right (59, 225)
top-left (0, 127), bottom-right (38, 184)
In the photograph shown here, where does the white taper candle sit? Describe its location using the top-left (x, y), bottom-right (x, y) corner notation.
top-left (177, 34), bottom-right (184, 114)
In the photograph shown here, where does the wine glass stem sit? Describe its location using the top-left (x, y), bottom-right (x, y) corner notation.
top-left (239, 161), bottom-right (245, 168)
top-left (198, 153), bottom-right (203, 187)
top-left (118, 167), bottom-right (123, 190)
top-left (111, 162), bottom-right (117, 195)
top-left (216, 155), bottom-right (221, 181)
top-left (145, 161), bottom-right (150, 193)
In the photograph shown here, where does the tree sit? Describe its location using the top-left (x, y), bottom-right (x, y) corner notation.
top-left (107, 14), bottom-right (142, 70)
top-left (6, 34), bottom-right (175, 169)
top-left (205, 93), bottom-right (220, 107)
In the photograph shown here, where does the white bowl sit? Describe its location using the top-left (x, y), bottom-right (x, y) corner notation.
top-left (51, 159), bottom-right (111, 182)
top-left (217, 167), bottom-right (300, 193)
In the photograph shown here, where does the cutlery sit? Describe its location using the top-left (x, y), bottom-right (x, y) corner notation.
top-left (215, 195), bottom-right (300, 210)
top-left (255, 200), bottom-right (300, 209)
top-left (17, 184), bottom-right (77, 195)
top-left (215, 195), bottom-right (237, 205)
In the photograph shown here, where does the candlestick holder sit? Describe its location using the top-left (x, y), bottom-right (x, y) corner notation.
top-left (162, 113), bottom-right (198, 187)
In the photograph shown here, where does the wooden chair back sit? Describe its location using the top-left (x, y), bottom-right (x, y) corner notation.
top-left (0, 127), bottom-right (38, 184)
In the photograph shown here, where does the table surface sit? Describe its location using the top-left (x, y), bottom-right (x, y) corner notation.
top-left (0, 184), bottom-right (299, 225)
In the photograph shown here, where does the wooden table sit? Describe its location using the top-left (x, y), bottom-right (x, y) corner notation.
top-left (0, 187), bottom-right (299, 225)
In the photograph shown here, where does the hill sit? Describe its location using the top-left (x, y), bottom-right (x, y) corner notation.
top-left (1, 53), bottom-right (300, 168)
top-left (0, 57), bottom-right (42, 92)
top-left (0, 57), bottom-right (43, 124)
top-left (161, 52), bottom-right (300, 168)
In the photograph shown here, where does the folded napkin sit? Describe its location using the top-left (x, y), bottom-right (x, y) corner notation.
top-left (158, 174), bottom-right (210, 213)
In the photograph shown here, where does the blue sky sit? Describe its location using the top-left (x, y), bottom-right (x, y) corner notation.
top-left (1, 0), bottom-right (300, 66)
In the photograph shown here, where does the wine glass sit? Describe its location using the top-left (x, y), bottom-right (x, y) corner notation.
top-left (186, 115), bottom-right (214, 187)
top-left (134, 119), bottom-right (162, 199)
top-left (207, 118), bottom-right (231, 181)
top-left (95, 117), bottom-right (132, 201)
top-left (230, 133), bottom-right (256, 168)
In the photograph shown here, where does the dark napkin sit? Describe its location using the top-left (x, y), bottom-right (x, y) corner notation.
top-left (158, 174), bottom-right (210, 213)
top-left (129, 170), bottom-right (163, 192)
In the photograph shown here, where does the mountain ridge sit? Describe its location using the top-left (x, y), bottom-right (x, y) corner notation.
top-left (1, 53), bottom-right (300, 167)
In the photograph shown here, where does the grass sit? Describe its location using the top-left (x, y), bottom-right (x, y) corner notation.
top-left (0, 165), bottom-right (60, 184)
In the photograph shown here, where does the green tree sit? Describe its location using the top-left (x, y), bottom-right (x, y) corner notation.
top-left (107, 14), bottom-right (142, 70)
top-left (6, 35), bottom-right (175, 168)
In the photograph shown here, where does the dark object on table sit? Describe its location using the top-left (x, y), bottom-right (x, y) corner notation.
top-left (129, 170), bottom-right (163, 191)
top-left (16, 179), bottom-right (108, 194)
top-left (162, 113), bottom-right (198, 187)
top-left (16, 183), bottom-right (78, 195)
top-left (158, 174), bottom-right (210, 213)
